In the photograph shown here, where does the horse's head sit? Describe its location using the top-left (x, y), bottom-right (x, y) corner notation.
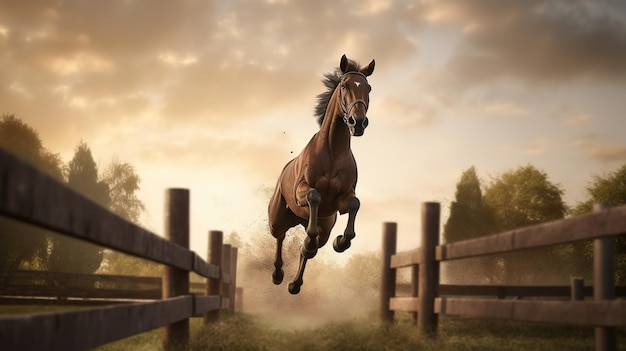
top-left (338, 54), bottom-right (375, 137)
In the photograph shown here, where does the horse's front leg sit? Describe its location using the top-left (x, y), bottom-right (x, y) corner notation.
top-left (334, 196), bottom-right (360, 252)
top-left (302, 188), bottom-right (321, 259)
top-left (288, 252), bottom-right (308, 294)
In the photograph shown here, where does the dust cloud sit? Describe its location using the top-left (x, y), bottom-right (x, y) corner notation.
top-left (232, 225), bottom-right (381, 329)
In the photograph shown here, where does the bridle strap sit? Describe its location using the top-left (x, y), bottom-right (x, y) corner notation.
top-left (339, 72), bottom-right (369, 124)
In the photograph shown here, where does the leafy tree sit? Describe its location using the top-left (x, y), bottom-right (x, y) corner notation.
top-left (483, 165), bottom-right (568, 284)
top-left (572, 164), bottom-right (626, 284)
top-left (0, 114), bottom-right (63, 180)
top-left (484, 165), bottom-right (566, 232)
top-left (97, 158), bottom-right (151, 276)
top-left (48, 142), bottom-right (110, 274)
top-left (573, 164), bottom-right (626, 215)
top-left (100, 158), bottom-right (146, 222)
top-left (0, 115), bottom-right (63, 271)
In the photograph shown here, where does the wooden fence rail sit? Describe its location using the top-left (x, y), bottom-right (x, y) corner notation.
top-left (382, 202), bottom-right (626, 351)
top-left (0, 147), bottom-right (238, 350)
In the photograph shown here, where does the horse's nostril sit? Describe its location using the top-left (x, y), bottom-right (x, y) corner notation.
top-left (362, 117), bottom-right (369, 128)
top-left (348, 116), bottom-right (356, 126)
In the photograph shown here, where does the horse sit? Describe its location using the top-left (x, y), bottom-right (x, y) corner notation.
top-left (268, 54), bottom-right (375, 294)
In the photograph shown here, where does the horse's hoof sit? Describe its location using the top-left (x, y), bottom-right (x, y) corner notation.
top-left (288, 282), bottom-right (301, 295)
top-left (272, 269), bottom-right (284, 285)
top-left (301, 245), bottom-right (318, 259)
top-left (333, 236), bottom-right (351, 253)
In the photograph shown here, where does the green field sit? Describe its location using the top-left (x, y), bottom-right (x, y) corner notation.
top-left (94, 313), bottom-right (626, 351)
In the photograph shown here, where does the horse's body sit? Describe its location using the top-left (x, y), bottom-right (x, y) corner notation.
top-left (268, 55), bottom-right (375, 294)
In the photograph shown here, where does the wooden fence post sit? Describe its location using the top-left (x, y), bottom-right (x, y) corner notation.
top-left (418, 202), bottom-right (440, 337)
top-left (380, 222), bottom-right (397, 323)
top-left (411, 264), bottom-right (419, 323)
top-left (593, 203), bottom-right (616, 351)
top-left (571, 277), bottom-right (584, 301)
top-left (221, 244), bottom-right (232, 312)
top-left (162, 189), bottom-right (190, 350)
top-left (229, 247), bottom-right (238, 311)
top-left (205, 230), bottom-right (223, 324)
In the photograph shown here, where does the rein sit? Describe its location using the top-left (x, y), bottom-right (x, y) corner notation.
top-left (339, 72), bottom-right (369, 128)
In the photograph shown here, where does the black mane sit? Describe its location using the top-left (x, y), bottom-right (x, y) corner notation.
top-left (314, 59), bottom-right (361, 126)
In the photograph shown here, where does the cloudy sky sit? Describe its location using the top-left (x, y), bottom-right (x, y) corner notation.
top-left (2, 0), bottom-right (626, 261)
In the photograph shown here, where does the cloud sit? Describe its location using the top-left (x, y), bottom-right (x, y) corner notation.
top-left (564, 113), bottom-right (591, 127)
top-left (0, 0), bottom-right (422, 152)
top-left (429, 0), bottom-right (626, 86)
top-left (575, 140), bottom-right (626, 163)
top-left (483, 102), bottom-right (529, 117)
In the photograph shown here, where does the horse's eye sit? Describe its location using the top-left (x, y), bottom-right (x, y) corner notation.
top-left (341, 85), bottom-right (346, 90)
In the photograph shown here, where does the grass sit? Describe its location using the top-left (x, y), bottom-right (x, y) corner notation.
top-left (94, 312), bottom-right (626, 351)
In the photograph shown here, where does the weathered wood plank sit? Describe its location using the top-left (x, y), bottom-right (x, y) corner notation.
top-left (438, 284), bottom-right (598, 298)
top-left (0, 150), bottom-right (231, 276)
top-left (0, 270), bottom-right (208, 300)
top-left (390, 248), bottom-right (420, 268)
top-left (436, 205), bottom-right (626, 261)
top-left (193, 253), bottom-right (220, 279)
top-left (435, 298), bottom-right (626, 327)
top-left (0, 284), bottom-right (161, 300)
top-left (193, 295), bottom-right (221, 316)
top-left (0, 270), bottom-right (160, 286)
top-left (0, 148), bottom-right (192, 270)
top-left (390, 297), bottom-right (419, 312)
top-left (0, 296), bottom-right (193, 350)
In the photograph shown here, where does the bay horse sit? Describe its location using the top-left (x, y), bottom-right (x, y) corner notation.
top-left (268, 54), bottom-right (375, 294)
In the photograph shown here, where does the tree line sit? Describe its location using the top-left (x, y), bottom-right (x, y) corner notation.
top-left (0, 114), bottom-right (147, 275)
top-left (443, 164), bottom-right (626, 285)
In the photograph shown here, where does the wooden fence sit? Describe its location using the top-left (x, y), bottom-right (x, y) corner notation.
top-left (0, 147), bottom-right (238, 350)
top-left (381, 202), bottom-right (626, 351)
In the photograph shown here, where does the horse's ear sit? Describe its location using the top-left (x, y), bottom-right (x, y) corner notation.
top-left (362, 59), bottom-right (375, 77)
top-left (340, 54), bottom-right (349, 73)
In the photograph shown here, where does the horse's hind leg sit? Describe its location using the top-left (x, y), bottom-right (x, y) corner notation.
top-left (334, 196), bottom-right (360, 252)
top-left (288, 188), bottom-right (321, 294)
top-left (269, 187), bottom-right (296, 285)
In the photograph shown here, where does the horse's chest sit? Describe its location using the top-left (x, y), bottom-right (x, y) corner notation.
top-left (309, 163), bottom-right (355, 194)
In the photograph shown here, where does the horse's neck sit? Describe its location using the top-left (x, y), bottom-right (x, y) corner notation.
top-left (316, 95), bottom-right (351, 155)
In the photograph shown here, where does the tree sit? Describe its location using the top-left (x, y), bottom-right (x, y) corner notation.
top-left (100, 159), bottom-right (146, 222)
top-left (0, 115), bottom-right (63, 271)
top-left (483, 165), bottom-right (568, 284)
top-left (97, 158), bottom-right (151, 275)
top-left (443, 166), bottom-right (492, 243)
top-left (48, 142), bottom-right (110, 273)
top-left (442, 167), bottom-right (497, 283)
top-left (573, 164), bottom-right (626, 284)
top-left (0, 114), bottom-right (63, 180)
top-left (574, 164), bottom-right (626, 215)
top-left (484, 165), bottom-right (566, 232)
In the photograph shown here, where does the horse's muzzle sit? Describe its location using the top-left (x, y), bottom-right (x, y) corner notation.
top-left (346, 116), bottom-right (369, 137)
